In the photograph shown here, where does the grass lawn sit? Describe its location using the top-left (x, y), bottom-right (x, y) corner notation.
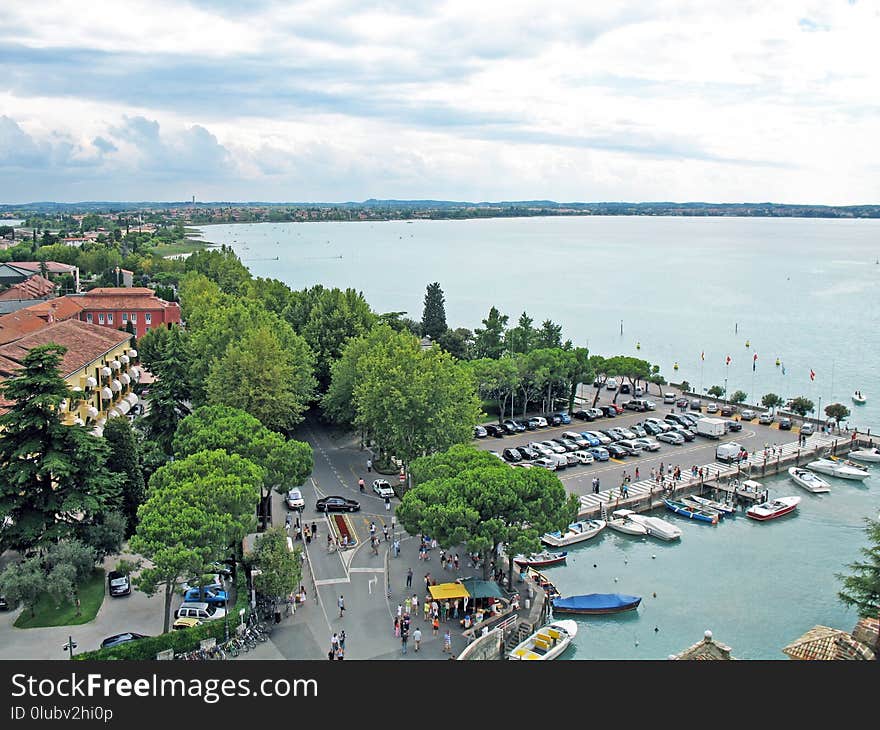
top-left (14, 569), bottom-right (106, 629)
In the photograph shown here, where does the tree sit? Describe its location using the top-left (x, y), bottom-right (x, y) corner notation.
top-left (825, 403), bottom-right (850, 431)
top-left (44, 539), bottom-right (97, 583)
top-left (836, 517), bottom-right (880, 657)
top-left (504, 312), bottom-right (535, 355)
top-left (435, 327), bottom-right (473, 361)
top-left (322, 327), bottom-right (388, 426)
top-left (564, 347), bottom-right (594, 413)
top-left (707, 385), bottom-right (725, 399)
top-left (788, 396), bottom-right (814, 419)
top-left (248, 527), bottom-right (302, 610)
top-left (469, 357), bottom-right (518, 420)
top-left (0, 345), bottom-right (122, 553)
top-left (472, 306), bottom-right (508, 359)
top-left (141, 326), bottom-right (193, 454)
top-left (76, 511), bottom-right (127, 563)
top-left (0, 558), bottom-right (46, 617)
top-left (421, 282), bottom-right (448, 341)
top-left (679, 380), bottom-right (691, 394)
top-left (131, 449), bottom-right (262, 632)
top-left (103, 418), bottom-right (145, 537)
top-left (205, 325), bottom-right (316, 435)
top-left (762, 393), bottom-right (784, 413)
top-left (730, 390), bottom-right (748, 405)
top-left (398, 446), bottom-right (577, 586)
top-left (534, 319), bottom-right (563, 350)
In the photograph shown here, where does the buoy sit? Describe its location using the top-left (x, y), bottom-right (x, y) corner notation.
top-left (593, 564), bottom-right (597, 568)
top-left (652, 592), bottom-right (657, 598)
top-left (613, 577), bottom-right (618, 582)
top-left (654, 627), bottom-right (659, 633)
top-left (651, 554), bottom-right (656, 559)
top-left (636, 342), bottom-right (641, 350)
top-left (775, 358), bottom-right (780, 367)
top-left (635, 640), bottom-right (639, 646)
top-left (673, 362), bottom-right (679, 371)
top-left (745, 340), bottom-right (750, 348)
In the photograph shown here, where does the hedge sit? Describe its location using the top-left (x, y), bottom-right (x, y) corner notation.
top-left (74, 573), bottom-right (250, 660)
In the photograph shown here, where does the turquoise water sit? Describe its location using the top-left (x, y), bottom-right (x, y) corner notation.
top-left (197, 216), bottom-right (880, 658)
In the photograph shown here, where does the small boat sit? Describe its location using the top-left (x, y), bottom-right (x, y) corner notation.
top-left (682, 495), bottom-right (736, 517)
top-left (541, 519), bottom-right (607, 547)
top-left (507, 619), bottom-right (578, 660)
top-left (663, 499), bottom-right (719, 524)
top-left (848, 447), bottom-right (880, 463)
top-left (747, 495), bottom-right (801, 521)
top-left (788, 466), bottom-right (831, 494)
top-left (606, 509), bottom-right (649, 536)
top-left (852, 391), bottom-right (866, 405)
top-left (626, 513), bottom-right (683, 541)
top-left (807, 458), bottom-right (869, 481)
top-left (552, 593), bottom-right (642, 615)
top-left (513, 551), bottom-right (568, 568)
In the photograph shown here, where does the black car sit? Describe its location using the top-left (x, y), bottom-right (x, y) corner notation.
top-left (500, 422), bottom-right (519, 435)
top-left (720, 404), bottom-right (736, 417)
top-left (316, 496), bottom-right (360, 513)
top-left (619, 383), bottom-right (631, 395)
top-left (502, 448), bottom-right (523, 463)
top-left (107, 570), bottom-right (131, 597)
top-left (544, 413), bottom-right (562, 426)
top-left (0, 595), bottom-right (8, 610)
top-left (516, 446), bottom-right (539, 460)
top-left (503, 419), bottom-right (526, 433)
top-left (101, 632), bottom-right (148, 649)
top-left (726, 420), bottom-right (743, 432)
top-left (484, 424), bottom-right (505, 438)
top-left (605, 444), bottom-right (628, 459)
top-left (778, 418), bottom-right (793, 430)
top-left (572, 409), bottom-right (595, 421)
top-left (690, 399), bottom-right (702, 411)
top-left (599, 429), bottom-right (621, 442)
top-left (600, 405), bottom-right (617, 418)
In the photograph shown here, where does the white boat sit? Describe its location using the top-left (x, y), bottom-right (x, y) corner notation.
top-left (747, 495), bottom-right (801, 521)
top-left (606, 509), bottom-right (649, 536)
top-left (788, 467), bottom-right (831, 494)
top-left (626, 512), bottom-right (683, 541)
top-left (807, 458), bottom-right (869, 481)
top-left (508, 619), bottom-right (578, 660)
top-left (852, 391), bottom-right (866, 405)
top-left (848, 447), bottom-right (880, 463)
top-left (684, 494), bottom-right (737, 516)
top-left (541, 519), bottom-right (607, 547)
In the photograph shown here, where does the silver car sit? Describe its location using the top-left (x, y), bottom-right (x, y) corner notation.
top-left (657, 431), bottom-right (685, 445)
top-left (633, 437), bottom-right (661, 452)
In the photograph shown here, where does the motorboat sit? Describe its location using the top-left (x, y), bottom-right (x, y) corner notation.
top-left (848, 447), bottom-right (880, 463)
top-left (541, 519), bottom-right (607, 547)
top-left (626, 513), bottom-right (683, 541)
top-left (682, 495), bottom-right (736, 517)
top-left (747, 495), bottom-right (801, 521)
top-left (507, 619), bottom-right (578, 660)
top-left (663, 499), bottom-right (719, 524)
top-left (552, 593), bottom-right (642, 615)
top-left (852, 391), bottom-right (866, 405)
top-left (513, 551), bottom-right (568, 569)
top-left (788, 466), bottom-right (831, 494)
top-left (606, 509), bottom-right (649, 536)
top-left (807, 458), bottom-right (869, 481)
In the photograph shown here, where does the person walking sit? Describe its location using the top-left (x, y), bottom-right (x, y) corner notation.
top-left (337, 595), bottom-right (345, 618)
top-left (393, 538), bottom-right (400, 557)
top-left (412, 626), bottom-right (422, 652)
top-left (358, 477), bottom-right (365, 493)
top-left (331, 632), bottom-right (339, 654)
top-left (394, 616), bottom-right (400, 637)
top-left (441, 600), bottom-right (449, 622)
top-left (385, 496), bottom-right (391, 512)
top-left (453, 554), bottom-right (460, 571)
top-left (366, 457), bottom-right (372, 473)
top-left (400, 627), bottom-right (408, 655)
top-left (411, 594), bottom-right (419, 616)
top-left (285, 513), bottom-right (292, 532)
top-left (399, 601), bottom-right (405, 618)
top-left (406, 568), bottom-right (413, 588)
top-left (382, 524), bottom-right (389, 541)
top-left (443, 629), bottom-right (452, 655)
top-left (311, 521), bottom-right (317, 537)
top-left (338, 629), bottom-right (346, 650)
top-left (634, 466), bottom-right (640, 481)
top-left (432, 615), bottom-right (440, 637)
top-left (423, 600), bottom-right (431, 622)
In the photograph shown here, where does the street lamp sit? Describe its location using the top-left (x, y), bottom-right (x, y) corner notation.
top-left (63, 635), bottom-right (77, 660)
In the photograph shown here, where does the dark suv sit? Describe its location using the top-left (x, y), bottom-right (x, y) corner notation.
top-left (544, 413), bottom-right (563, 426)
top-left (778, 417), bottom-right (792, 430)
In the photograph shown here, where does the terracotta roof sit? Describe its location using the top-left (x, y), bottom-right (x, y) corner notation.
top-left (782, 625), bottom-right (876, 660)
top-left (0, 319), bottom-right (131, 378)
top-left (0, 274), bottom-right (56, 301)
top-left (0, 308), bottom-right (55, 345)
top-left (79, 288), bottom-right (178, 311)
top-left (24, 296), bottom-right (86, 321)
top-left (852, 617), bottom-right (879, 649)
top-left (672, 631), bottom-right (734, 660)
top-left (6, 261), bottom-right (78, 274)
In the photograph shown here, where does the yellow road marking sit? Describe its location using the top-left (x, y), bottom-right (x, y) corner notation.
top-left (609, 458), bottom-right (625, 463)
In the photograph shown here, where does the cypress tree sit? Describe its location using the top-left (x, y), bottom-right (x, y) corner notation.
top-left (421, 282), bottom-right (447, 341)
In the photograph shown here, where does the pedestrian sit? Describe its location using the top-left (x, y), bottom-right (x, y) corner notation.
top-left (369, 521), bottom-right (376, 538)
top-left (622, 483), bottom-right (629, 498)
top-left (443, 629), bottom-right (452, 654)
top-left (411, 593), bottom-right (419, 614)
top-left (337, 595), bottom-right (345, 618)
top-left (327, 533), bottom-right (335, 551)
top-left (424, 573), bottom-right (431, 593)
top-left (399, 601), bottom-right (405, 618)
top-left (311, 521), bottom-right (317, 537)
top-left (335, 646), bottom-right (344, 660)
top-left (393, 538), bottom-right (400, 557)
top-left (432, 615), bottom-right (440, 636)
top-left (413, 626), bottom-right (422, 652)
top-left (385, 496), bottom-right (391, 512)
top-left (304, 525), bottom-right (311, 544)
top-left (406, 568), bottom-right (413, 588)
top-left (358, 477), bottom-right (365, 493)
top-left (401, 629), bottom-right (408, 654)
top-left (635, 466), bottom-right (640, 480)
top-left (383, 524), bottom-right (389, 541)
top-left (453, 554), bottom-right (460, 571)
top-left (331, 632), bottom-right (339, 653)
top-left (442, 600), bottom-right (449, 622)
top-left (367, 457), bottom-right (372, 472)
top-left (453, 599), bottom-right (460, 619)
top-left (423, 600), bottom-right (431, 622)
top-left (295, 524), bottom-right (302, 541)
top-left (339, 629), bottom-right (346, 650)
top-left (285, 513), bottom-right (292, 532)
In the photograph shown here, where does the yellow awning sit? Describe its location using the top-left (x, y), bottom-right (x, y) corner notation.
top-left (428, 582), bottom-right (470, 600)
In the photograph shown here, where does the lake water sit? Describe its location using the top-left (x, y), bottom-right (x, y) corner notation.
top-left (197, 216), bottom-right (880, 658)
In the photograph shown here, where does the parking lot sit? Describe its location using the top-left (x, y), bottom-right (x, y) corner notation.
top-left (473, 386), bottom-right (807, 502)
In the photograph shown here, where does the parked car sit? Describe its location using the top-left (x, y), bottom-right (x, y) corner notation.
top-left (706, 402), bottom-right (719, 414)
top-left (800, 423), bottom-right (816, 436)
top-left (101, 632), bottom-right (148, 649)
top-left (606, 378), bottom-right (618, 390)
top-left (183, 586), bottom-right (228, 606)
top-left (587, 407), bottom-right (605, 419)
top-left (690, 399), bottom-right (702, 411)
top-left (286, 488), bottom-right (305, 511)
top-left (552, 438), bottom-right (579, 452)
top-left (562, 431), bottom-right (590, 448)
top-left (107, 570), bottom-right (131, 597)
top-left (553, 412), bottom-right (572, 425)
top-left (502, 448), bottom-right (523, 463)
top-left (585, 430), bottom-right (612, 445)
top-left (600, 405), bottom-right (617, 418)
top-left (611, 403), bottom-right (625, 414)
top-left (664, 414), bottom-right (691, 428)
top-left (629, 423), bottom-right (647, 438)
top-left (676, 397), bottom-right (689, 408)
top-left (372, 479), bottom-right (395, 498)
top-left (533, 457), bottom-right (557, 471)
top-left (172, 617), bottom-right (202, 631)
top-left (642, 421), bottom-right (664, 436)
top-left (679, 413), bottom-right (700, 428)
top-left (740, 409), bottom-right (756, 420)
top-left (758, 412), bottom-right (774, 425)
top-left (316, 496), bottom-right (361, 513)
top-left (720, 404), bottom-right (736, 417)
top-left (540, 440), bottom-right (567, 454)
top-left (501, 422), bottom-right (519, 435)
top-left (503, 419), bottom-right (526, 433)
top-left (180, 578), bottom-right (224, 594)
top-left (663, 392), bottom-right (677, 404)
top-left (633, 437), bottom-right (661, 452)
top-left (578, 432), bottom-right (601, 447)
top-left (587, 446), bottom-right (610, 461)
top-left (670, 425), bottom-right (696, 441)
top-left (473, 425), bottom-right (488, 438)
top-left (544, 413), bottom-right (562, 426)
top-left (644, 400), bottom-right (657, 411)
top-left (619, 383), bottom-right (631, 395)
top-left (624, 400), bottom-right (647, 412)
top-left (529, 442), bottom-right (554, 456)
top-left (0, 595), bottom-right (7, 610)
top-left (175, 602), bottom-right (227, 621)
top-left (562, 452), bottom-right (579, 467)
top-left (572, 450), bottom-right (595, 465)
top-left (516, 446), bottom-right (539, 460)
top-left (657, 431), bottom-right (685, 445)
top-left (599, 429), bottom-right (620, 442)
top-left (615, 439), bottom-right (644, 456)
top-left (634, 386), bottom-right (644, 397)
top-left (489, 451), bottom-right (505, 461)
top-left (725, 420), bottom-right (743, 432)
top-left (605, 444), bottom-right (628, 459)
top-left (572, 409), bottom-right (595, 421)
top-left (528, 416), bottom-right (548, 429)
top-left (484, 424), bottom-right (505, 438)
top-left (778, 417), bottom-right (793, 430)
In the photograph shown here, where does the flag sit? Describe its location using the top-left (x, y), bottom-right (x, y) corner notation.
top-left (810, 369), bottom-right (815, 381)
top-left (726, 355), bottom-right (731, 366)
top-left (701, 351), bottom-right (705, 361)
top-left (753, 353), bottom-right (758, 372)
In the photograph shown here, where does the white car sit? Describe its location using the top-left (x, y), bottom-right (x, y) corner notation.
top-left (533, 457), bottom-right (557, 471)
top-left (285, 488), bottom-right (305, 510)
top-left (758, 412), bottom-right (774, 425)
top-left (372, 479), bottom-right (395, 498)
top-left (540, 440), bottom-right (567, 454)
top-left (657, 431), bottom-right (685, 445)
top-left (644, 400), bottom-right (657, 411)
top-left (562, 431), bottom-right (590, 448)
top-left (572, 450), bottom-right (595, 465)
top-left (706, 402), bottom-right (720, 414)
top-left (606, 378), bottom-right (618, 390)
top-left (529, 442), bottom-right (554, 456)
top-left (586, 408), bottom-right (604, 419)
top-left (740, 409), bottom-right (756, 420)
top-left (633, 437), bottom-right (661, 452)
top-left (585, 430), bottom-right (612, 445)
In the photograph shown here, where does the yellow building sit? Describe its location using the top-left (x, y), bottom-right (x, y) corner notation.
top-left (0, 319), bottom-right (139, 435)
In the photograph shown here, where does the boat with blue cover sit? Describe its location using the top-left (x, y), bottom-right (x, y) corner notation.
top-left (663, 498), bottom-right (719, 524)
top-left (552, 593), bottom-right (642, 615)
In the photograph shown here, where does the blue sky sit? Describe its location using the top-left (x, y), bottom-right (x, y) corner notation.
top-left (0, 1), bottom-right (877, 204)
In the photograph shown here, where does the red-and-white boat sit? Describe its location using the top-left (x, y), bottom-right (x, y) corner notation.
top-left (746, 495), bottom-right (801, 521)
top-left (513, 550), bottom-right (568, 568)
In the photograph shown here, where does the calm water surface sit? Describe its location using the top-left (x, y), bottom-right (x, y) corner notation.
top-left (197, 216), bottom-right (880, 658)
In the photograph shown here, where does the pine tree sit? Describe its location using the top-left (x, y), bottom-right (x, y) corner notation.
top-left (103, 418), bottom-right (146, 537)
top-left (421, 282), bottom-right (448, 341)
top-left (142, 326), bottom-right (194, 454)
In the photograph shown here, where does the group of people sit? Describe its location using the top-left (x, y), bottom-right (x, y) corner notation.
top-left (329, 630), bottom-right (346, 660)
top-left (286, 515), bottom-right (318, 544)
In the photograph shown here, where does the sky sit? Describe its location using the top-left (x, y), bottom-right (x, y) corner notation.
top-left (1, 0), bottom-right (878, 204)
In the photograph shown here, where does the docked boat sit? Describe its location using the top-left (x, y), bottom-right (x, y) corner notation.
top-left (507, 619), bottom-right (578, 660)
top-left (807, 458), bottom-right (869, 481)
top-left (852, 391), bottom-right (866, 405)
top-left (541, 519), bottom-right (607, 547)
top-left (788, 466), bottom-right (831, 494)
top-left (682, 495), bottom-right (736, 517)
top-left (746, 495), bottom-right (801, 521)
top-left (606, 509), bottom-right (649, 536)
top-left (848, 447), bottom-right (880, 463)
top-left (513, 550), bottom-right (568, 568)
top-left (663, 498), bottom-right (719, 524)
top-left (626, 513), bottom-right (683, 541)
top-left (552, 593), bottom-right (642, 615)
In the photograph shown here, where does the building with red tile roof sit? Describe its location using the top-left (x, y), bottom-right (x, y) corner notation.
top-left (76, 287), bottom-right (181, 338)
